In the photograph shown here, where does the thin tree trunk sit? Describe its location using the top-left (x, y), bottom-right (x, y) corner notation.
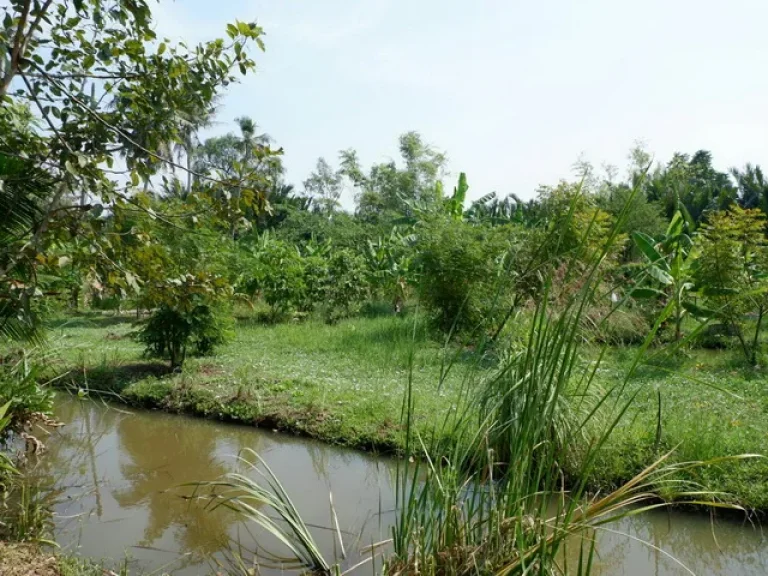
top-left (0, 0), bottom-right (31, 99)
top-left (186, 151), bottom-right (192, 197)
top-left (750, 305), bottom-right (765, 365)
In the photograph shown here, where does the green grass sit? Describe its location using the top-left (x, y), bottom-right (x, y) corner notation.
top-left (46, 311), bottom-right (473, 453)
top-left (44, 311), bottom-right (768, 512)
top-left (593, 346), bottom-right (768, 511)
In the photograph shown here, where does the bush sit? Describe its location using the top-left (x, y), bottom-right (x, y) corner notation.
top-left (248, 241), bottom-right (307, 319)
top-left (587, 305), bottom-right (650, 345)
top-left (416, 219), bottom-right (511, 335)
top-left (138, 273), bottom-right (232, 369)
top-left (323, 249), bottom-right (367, 323)
top-left (692, 322), bottom-right (739, 349)
top-left (138, 304), bottom-right (231, 369)
top-left (695, 207), bottom-right (768, 364)
top-left (300, 254), bottom-right (329, 313)
top-left (244, 238), bottom-right (369, 323)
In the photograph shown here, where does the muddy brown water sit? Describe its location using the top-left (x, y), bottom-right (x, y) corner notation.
top-left (20, 396), bottom-right (768, 575)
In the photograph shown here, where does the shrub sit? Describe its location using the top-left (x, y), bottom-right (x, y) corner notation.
top-left (249, 241), bottom-right (307, 319)
top-left (695, 207), bottom-right (768, 364)
top-left (363, 229), bottom-right (414, 312)
top-left (300, 254), bottom-right (329, 313)
top-left (138, 304), bottom-right (230, 369)
top-left (0, 348), bottom-right (54, 423)
top-left (586, 305), bottom-right (651, 345)
top-left (416, 218), bottom-right (511, 335)
top-left (323, 249), bottom-right (367, 323)
top-left (138, 273), bottom-right (232, 369)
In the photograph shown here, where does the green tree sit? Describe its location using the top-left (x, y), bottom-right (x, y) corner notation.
top-left (364, 228), bottom-right (415, 312)
top-left (193, 118), bottom-right (282, 238)
top-left (173, 98), bottom-right (221, 198)
top-left (732, 163), bottom-right (768, 212)
top-left (0, 151), bottom-right (52, 341)
top-left (465, 192), bottom-right (542, 227)
top-left (695, 207), bottom-right (768, 364)
top-left (0, 0), bottom-right (267, 324)
top-left (247, 239), bottom-right (307, 319)
top-left (138, 275), bottom-right (233, 370)
top-left (647, 151), bottom-right (736, 225)
top-left (599, 184), bottom-right (666, 260)
top-left (1, 0), bottom-right (263, 183)
top-left (303, 157), bottom-right (343, 213)
top-left (416, 218), bottom-right (510, 335)
top-left (323, 249), bottom-right (367, 323)
top-left (340, 132), bottom-right (447, 221)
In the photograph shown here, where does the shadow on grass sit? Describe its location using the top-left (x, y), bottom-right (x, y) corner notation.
top-left (59, 361), bottom-right (172, 395)
top-left (336, 314), bottom-right (429, 347)
top-left (612, 342), bottom-right (768, 383)
top-left (48, 313), bottom-right (137, 330)
top-left (235, 311), bottom-right (287, 326)
top-left (359, 300), bottom-right (397, 318)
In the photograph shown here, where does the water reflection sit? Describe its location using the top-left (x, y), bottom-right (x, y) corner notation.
top-left (112, 413), bottom-right (246, 557)
top-left (589, 509), bottom-right (768, 576)
top-left (17, 396), bottom-right (768, 575)
top-left (31, 396), bottom-right (397, 574)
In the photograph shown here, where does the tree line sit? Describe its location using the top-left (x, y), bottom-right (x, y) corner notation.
top-left (3, 0), bottom-right (768, 387)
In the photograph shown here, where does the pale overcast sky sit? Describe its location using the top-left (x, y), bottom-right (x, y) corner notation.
top-left (154, 0), bottom-right (768, 206)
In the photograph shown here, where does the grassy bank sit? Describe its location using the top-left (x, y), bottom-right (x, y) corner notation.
top-left (0, 543), bottom-right (110, 576)
top-left (45, 312), bottom-right (768, 511)
top-left (48, 312), bottom-right (474, 452)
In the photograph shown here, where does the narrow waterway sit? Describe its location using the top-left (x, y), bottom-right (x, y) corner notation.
top-left (20, 396), bottom-right (768, 575)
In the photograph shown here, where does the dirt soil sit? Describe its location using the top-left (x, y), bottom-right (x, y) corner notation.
top-left (0, 542), bottom-right (60, 576)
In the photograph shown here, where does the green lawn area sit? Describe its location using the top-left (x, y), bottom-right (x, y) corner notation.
top-left (45, 311), bottom-right (768, 511)
top-left (594, 347), bottom-right (768, 511)
top-left (47, 311), bottom-right (474, 452)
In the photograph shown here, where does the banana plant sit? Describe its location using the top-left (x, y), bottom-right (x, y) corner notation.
top-left (443, 172), bottom-right (469, 220)
top-left (631, 209), bottom-right (705, 341)
top-left (402, 172), bottom-right (474, 223)
top-left (364, 228), bottom-right (415, 312)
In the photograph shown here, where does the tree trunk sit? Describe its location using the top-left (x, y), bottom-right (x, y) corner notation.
top-left (185, 143), bottom-right (193, 197)
top-left (750, 305), bottom-right (765, 365)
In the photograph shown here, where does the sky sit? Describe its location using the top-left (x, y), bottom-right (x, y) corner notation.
top-left (153, 0), bottom-right (768, 208)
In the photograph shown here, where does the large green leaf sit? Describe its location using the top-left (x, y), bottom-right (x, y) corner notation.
top-left (632, 232), bottom-right (665, 267)
top-left (682, 301), bottom-right (716, 319)
top-left (647, 265), bottom-right (673, 286)
top-left (666, 210), bottom-right (684, 238)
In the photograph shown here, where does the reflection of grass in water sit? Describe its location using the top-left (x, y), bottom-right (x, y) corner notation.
top-left (12, 399), bottom-right (255, 571)
top-left (196, 449), bottom-right (335, 574)
top-left (586, 507), bottom-right (768, 576)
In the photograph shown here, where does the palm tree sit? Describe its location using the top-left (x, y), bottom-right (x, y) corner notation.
top-left (0, 153), bottom-right (53, 342)
top-left (174, 98), bottom-right (221, 198)
top-left (234, 116), bottom-right (272, 163)
top-left (233, 116), bottom-right (277, 179)
top-left (732, 163), bottom-right (768, 212)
